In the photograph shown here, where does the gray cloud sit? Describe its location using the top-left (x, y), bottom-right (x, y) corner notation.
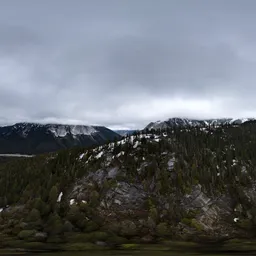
top-left (0, 0), bottom-right (256, 129)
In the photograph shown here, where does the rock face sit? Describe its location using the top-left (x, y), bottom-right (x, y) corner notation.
top-left (0, 122), bottom-right (121, 154)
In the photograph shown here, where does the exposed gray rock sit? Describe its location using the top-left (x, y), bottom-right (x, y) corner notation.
top-left (34, 232), bottom-right (48, 242)
top-left (95, 241), bottom-right (107, 246)
top-left (105, 182), bottom-right (147, 210)
top-left (167, 157), bottom-right (175, 171)
top-left (107, 167), bottom-right (119, 179)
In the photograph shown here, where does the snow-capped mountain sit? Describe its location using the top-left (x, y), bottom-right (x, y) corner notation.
top-left (3, 123), bottom-right (98, 138)
top-left (145, 118), bottom-right (255, 130)
top-left (0, 123), bottom-right (121, 154)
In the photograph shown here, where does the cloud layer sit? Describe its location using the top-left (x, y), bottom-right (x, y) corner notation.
top-left (1, 0), bottom-right (256, 129)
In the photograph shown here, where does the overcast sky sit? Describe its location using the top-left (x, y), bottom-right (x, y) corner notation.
top-left (1, 0), bottom-right (256, 129)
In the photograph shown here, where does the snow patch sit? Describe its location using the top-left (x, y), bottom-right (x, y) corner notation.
top-left (70, 126), bottom-right (97, 136)
top-left (133, 141), bottom-right (140, 148)
top-left (117, 151), bottom-right (125, 157)
top-left (241, 166), bottom-right (247, 173)
top-left (70, 199), bottom-right (76, 205)
top-left (49, 125), bottom-right (97, 137)
top-left (234, 217), bottom-right (239, 223)
top-left (57, 192), bottom-right (63, 202)
top-left (0, 154), bottom-right (34, 158)
top-left (168, 157), bottom-right (175, 170)
top-left (95, 151), bottom-right (104, 159)
top-left (49, 127), bottom-right (68, 137)
top-left (79, 153), bottom-right (85, 160)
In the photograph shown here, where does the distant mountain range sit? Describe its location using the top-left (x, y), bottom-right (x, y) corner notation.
top-left (145, 118), bottom-right (255, 130)
top-left (0, 123), bottom-right (121, 154)
top-left (0, 118), bottom-right (254, 155)
top-left (114, 130), bottom-right (137, 136)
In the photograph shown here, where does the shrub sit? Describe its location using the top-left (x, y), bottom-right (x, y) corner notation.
top-left (18, 230), bottom-right (36, 240)
top-left (106, 235), bottom-right (128, 245)
top-left (47, 235), bottom-right (64, 244)
top-left (66, 233), bottom-right (90, 243)
top-left (149, 207), bottom-right (159, 222)
top-left (156, 222), bottom-right (170, 237)
top-left (23, 242), bottom-right (46, 250)
top-left (120, 243), bottom-right (140, 250)
top-left (2, 239), bottom-right (25, 248)
top-left (120, 220), bottom-right (138, 237)
top-left (84, 220), bottom-right (99, 232)
top-left (191, 219), bottom-right (203, 231)
top-left (62, 242), bottom-right (98, 251)
top-left (237, 219), bottom-right (253, 230)
top-left (67, 205), bottom-right (82, 223)
top-left (87, 231), bottom-right (109, 242)
top-left (26, 208), bottom-right (41, 223)
top-left (63, 220), bottom-right (74, 232)
top-left (181, 218), bottom-right (192, 225)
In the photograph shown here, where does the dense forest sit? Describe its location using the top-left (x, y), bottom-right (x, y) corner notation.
top-left (1, 121), bottom-right (256, 251)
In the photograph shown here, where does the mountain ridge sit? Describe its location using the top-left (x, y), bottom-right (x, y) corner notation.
top-left (0, 122), bottom-right (121, 154)
top-left (145, 117), bottom-right (255, 130)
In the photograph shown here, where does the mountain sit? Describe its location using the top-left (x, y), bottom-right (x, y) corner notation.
top-left (114, 130), bottom-right (137, 136)
top-left (0, 122), bottom-right (121, 154)
top-left (1, 123), bottom-right (256, 251)
top-left (145, 117), bottom-right (255, 130)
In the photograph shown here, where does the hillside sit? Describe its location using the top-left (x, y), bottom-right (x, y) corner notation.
top-left (0, 123), bottom-right (121, 154)
top-left (1, 121), bottom-right (256, 251)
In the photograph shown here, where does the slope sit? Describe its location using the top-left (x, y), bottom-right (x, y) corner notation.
top-left (1, 122), bottom-right (256, 250)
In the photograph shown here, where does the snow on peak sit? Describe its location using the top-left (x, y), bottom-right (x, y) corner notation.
top-left (48, 124), bottom-right (98, 137)
top-left (70, 125), bottom-right (97, 136)
top-left (145, 117), bottom-right (256, 130)
top-left (49, 126), bottom-right (68, 137)
top-left (6, 123), bottom-right (99, 138)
